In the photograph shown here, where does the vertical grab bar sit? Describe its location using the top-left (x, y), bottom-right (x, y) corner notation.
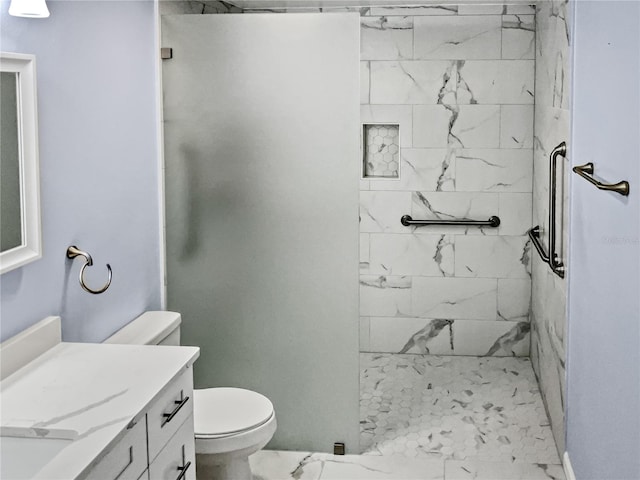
top-left (527, 142), bottom-right (567, 279)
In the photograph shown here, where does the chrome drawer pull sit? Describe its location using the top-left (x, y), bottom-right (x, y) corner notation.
top-left (161, 392), bottom-right (190, 427)
top-left (176, 461), bottom-right (192, 480)
top-left (113, 446), bottom-right (133, 480)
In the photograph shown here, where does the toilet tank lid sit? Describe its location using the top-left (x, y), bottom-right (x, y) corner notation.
top-left (104, 311), bottom-right (181, 345)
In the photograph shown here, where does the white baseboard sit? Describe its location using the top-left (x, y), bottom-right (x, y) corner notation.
top-left (563, 452), bottom-right (577, 480)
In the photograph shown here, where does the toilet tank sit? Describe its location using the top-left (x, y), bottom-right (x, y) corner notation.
top-left (104, 311), bottom-right (181, 346)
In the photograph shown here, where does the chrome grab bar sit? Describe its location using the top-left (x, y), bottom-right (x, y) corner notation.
top-left (573, 162), bottom-right (630, 196)
top-left (400, 215), bottom-right (500, 228)
top-left (527, 141), bottom-right (566, 278)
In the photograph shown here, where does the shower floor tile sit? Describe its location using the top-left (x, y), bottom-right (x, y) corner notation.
top-left (360, 353), bottom-right (560, 464)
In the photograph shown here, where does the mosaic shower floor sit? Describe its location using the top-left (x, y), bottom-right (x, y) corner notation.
top-left (360, 354), bottom-right (561, 464)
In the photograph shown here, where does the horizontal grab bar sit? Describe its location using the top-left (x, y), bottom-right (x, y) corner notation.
top-left (400, 215), bottom-right (500, 228)
top-left (573, 163), bottom-right (630, 196)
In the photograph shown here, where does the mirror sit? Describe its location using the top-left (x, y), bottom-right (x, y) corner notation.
top-left (0, 52), bottom-right (41, 274)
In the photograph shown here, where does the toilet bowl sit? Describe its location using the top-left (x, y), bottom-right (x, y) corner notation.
top-left (104, 311), bottom-right (276, 480)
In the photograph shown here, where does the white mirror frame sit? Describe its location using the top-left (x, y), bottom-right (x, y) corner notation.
top-left (0, 52), bottom-right (42, 274)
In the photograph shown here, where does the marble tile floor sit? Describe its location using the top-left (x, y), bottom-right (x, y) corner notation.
top-left (360, 354), bottom-right (561, 465)
top-left (250, 450), bottom-right (566, 480)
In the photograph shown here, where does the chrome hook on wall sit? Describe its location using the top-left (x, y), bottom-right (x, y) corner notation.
top-left (66, 245), bottom-right (112, 294)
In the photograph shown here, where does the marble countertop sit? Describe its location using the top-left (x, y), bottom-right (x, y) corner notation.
top-left (0, 342), bottom-right (200, 480)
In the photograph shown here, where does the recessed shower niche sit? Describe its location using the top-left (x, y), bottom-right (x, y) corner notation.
top-left (362, 123), bottom-right (400, 179)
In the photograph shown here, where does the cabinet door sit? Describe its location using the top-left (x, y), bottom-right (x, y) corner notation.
top-left (149, 415), bottom-right (196, 480)
top-left (86, 419), bottom-right (147, 480)
top-left (147, 370), bottom-right (194, 462)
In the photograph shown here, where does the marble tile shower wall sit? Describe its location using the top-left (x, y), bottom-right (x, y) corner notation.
top-left (530, 0), bottom-right (571, 455)
top-left (358, 5), bottom-right (535, 358)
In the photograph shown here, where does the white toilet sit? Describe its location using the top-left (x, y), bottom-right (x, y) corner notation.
top-left (104, 311), bottom-right (276, 480)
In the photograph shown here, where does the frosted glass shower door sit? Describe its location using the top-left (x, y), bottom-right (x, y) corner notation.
top-left (162, 14), bottom-right (360, 452)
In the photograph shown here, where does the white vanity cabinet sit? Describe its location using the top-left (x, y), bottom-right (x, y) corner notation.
top-left (86, 370), bottom-right (196, 480)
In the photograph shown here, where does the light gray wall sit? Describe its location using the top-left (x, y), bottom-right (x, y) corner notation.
top-left (0, 0), bottom-right (162, 343)
top-left (567, 1), bottom-right (640, 477)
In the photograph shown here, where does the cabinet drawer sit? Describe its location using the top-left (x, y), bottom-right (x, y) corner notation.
top-left (149, 414), bottom-right (196, 480)
top-left (147, 369), bottom-right (194, 461)
top-left (86, 418), bottom-right (147, 480)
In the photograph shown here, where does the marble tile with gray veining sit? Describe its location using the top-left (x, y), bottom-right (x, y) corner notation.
top-left (414, 16), bottom-right (502, 60)
top-left (360, 275), bottom-right (412, 317)
top-left (360, 354), bottom-right (560, 462)
top-left (502, 15), bottom-right (536, 59)
top-left (370, 60), bottom-right (534, 105)
top-left (369, 149), bottom-right (456, 192)
top-left (445, 460), bottom-right (565, 479)
top-left (361, 105), bottom-right (413, 148)
top-left (413, 105), bottom-right (500, 148)
top-left (455, 236), bottom-right (531, 279)
top-left (501, 105), bottom-right (535, 148)
top-left (369, 234), bottom-right (454, 277)
top-left (360, 61), bottom-right (370, 104)
top-left (370, 5), bottom-right (458, 17)
top-left (457, 5), bottom-right (506, 15)
top-left (498, 193), bottom-right (533, 236)
top-left (361, 16), bottom-right (413, 60)
top-left (497, 278), bottom-right (531, 322)
top-left (412, 277), bottom-right (497, 320)
top-left (455, 149), bottom-right (533, 192)
top-left (250, 450), bottom-right (445, 480)
top-left (360, 191), bottom-right (412, 233)
top-left (411, 191), bottom-right (499, 236)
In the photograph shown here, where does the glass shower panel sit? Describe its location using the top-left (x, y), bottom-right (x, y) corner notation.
top-left (162, 14), bottom-right (360, 453)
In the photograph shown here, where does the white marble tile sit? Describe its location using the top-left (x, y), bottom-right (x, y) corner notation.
top-left (506, 4), bottom-right (536, 15)
top-left (361, 105), bottom-right (413, 148)
top-left (361, 16), bottom-right (413, 61)
top-left (360, 179), bottom-right (370, 191)
top-left (502, 15), bottom-right (536, 60)
top-left (360, 275), bottom-right (412, 317)
top-left (457, 5), bottom-right (506, 15)
top-left (370, 6), bottom-right (457, 16)
top-left (456, 149), bottom-right (533, 193)
top-left (370, 61), bottom-right (455, 104)
top-left (369, 149), bottom-right (456, 192)
top-left (414, 16), bottom-right (502, 60)
top-left (361, 354), bottom-right (558, 460)
top-left (501, 105), bottom-right (534, 148)
top-left (369, 317), bottom-right (453, 354)
top-left (360, 191), bottom-right (412, 233)
top-left (251, 450), bottom-right (445, 480)
top-left (455, 236), bottom-right (531, 278)
top-left (360, 317), bottom-right (371, 351)
top-left (453, 320), bottom-right (530, 356)
top-left (445, 460), bottom-right (565, 480)
top-left (360, 233), bottom-right (370, 272)
top-left (411, 192), bottom-right (499, 236)
top-left (458, 61), bottom-right (534, 104)
top-left (369, 234), bottom-right (454, 276)
top-left (360, 61), bottom-right (370, 104)
top-left (412, 277), bottom-right (498, 320)
top-left (498, 193), bottom-right (533, 235)
top-left (413, 106), bottom-right (500, 148)
top-left (497, 278), bottom-right (531, 322)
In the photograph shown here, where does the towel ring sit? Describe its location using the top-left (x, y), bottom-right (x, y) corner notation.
top-left (66, 245), bottom-right (112, 294)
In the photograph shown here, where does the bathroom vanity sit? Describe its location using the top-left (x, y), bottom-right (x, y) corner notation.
top-left (0, 317), bottom-right (199, 480)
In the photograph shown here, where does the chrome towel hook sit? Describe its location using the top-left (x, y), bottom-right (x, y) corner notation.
top-left (66, 245), bottom-right (112, 294)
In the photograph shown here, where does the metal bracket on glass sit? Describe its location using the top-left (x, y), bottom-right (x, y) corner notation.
top-left (573, 162), bottom-right (630, 196)
top-left (528, 142), bottom-right (567, 279)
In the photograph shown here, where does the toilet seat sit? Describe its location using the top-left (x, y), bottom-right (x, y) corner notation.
top-left (194, 387), bottom-right (274, 438)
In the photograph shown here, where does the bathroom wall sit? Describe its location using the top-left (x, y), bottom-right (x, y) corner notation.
top-left (530, 0), bottom-right (571, 454)
top-left (0, 1), bottom-right (162, 342)
top-left (356, 5), bottom-right (535, 357)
